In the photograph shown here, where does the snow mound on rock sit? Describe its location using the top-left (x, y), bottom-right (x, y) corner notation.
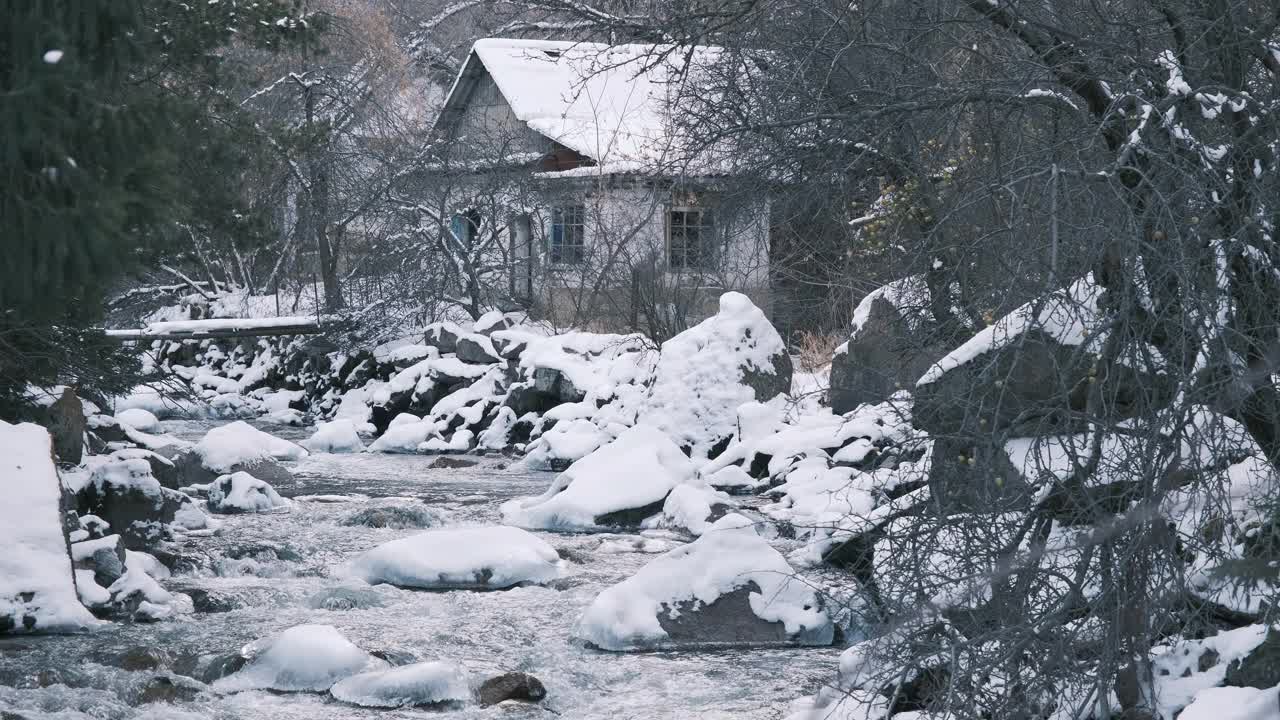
top-left (207, 471), bottom-right (290, 514)
top-left (330, 661), bottom-right (470, 708)
top-left (641, 292), bottom-right (790, 457)
top-left (214, 624), bottom-right (387, 692)
top-left (648, 483), bottom-right (736, 536)
top-left (349, 525), bottom-right (561, 590)
top-left (302, 419), bottom-right (365, 453)
top-left (575, 513), bottom-right (832, 651)
top-left (0, 421), bottom-right (99, 633)
top-left (502, 424), bottom-right (695, 530)
top-left (194, 420), bottom-right (308, 472)
top-left (115, 408), bottom-right (160, 432)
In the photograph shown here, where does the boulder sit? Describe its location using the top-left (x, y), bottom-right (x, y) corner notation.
top-left (490, 333), bottom-right (528, 360)
top-left (423, 323), bottom-right (461, 353)
top-left (75, 458), bottom-right (191, 550)
top-left (71, 534), bottom-right (127, 588)
top-left (829, 277), bottom-right (949, 413)
top-left (1226, 627), bottom-right (1280, 689)
top-left (136, 675), bottom-right (202, 704)
top-left (167, 447), bottom-right (293, 488)
top-left (350, 525), bottom-right (561, 590)
top-left (532, 367), bottom-right (584, 403)
top-left (110, 448), bottom-right (179, 489)
top-left (429, 456), bottom-right (477, 469)
top-left (212, 624), bottom-right (387, 693)
top-left (206, 472), bottom-right (289, 514)
top-left (86, 414), bottom-right (131, 448)
top-left (478, 672), bottom-right (546, 707)
top-left (575, 514), bottom-right (833, 651)
top-left (115, 408), bottom-right (160, 433)
top-left (503, 424), bottom-right (695, 531)
top-left (641, 292), bottom-right (792, 458)
top-left (473, 310), bottom-right (515, 336)
top-left (912, 275), bottom-right (1169, 437)
top-left (0, 421), bottom-right (97, 634)
top-left (45, 387), bottom-right (86, 464)
top-left (455, 334), bottom-right (500, 365)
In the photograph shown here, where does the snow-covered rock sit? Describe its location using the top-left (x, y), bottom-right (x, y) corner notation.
top-left (115, 408), bottom-right (161, 432)
top-left (108, 447), bottom-right (179, 489)
top-left (503, 424), bottom-right (695, 530)
top-left (641, 292), bottom-right (792, 458)
top-left (646, 483), bottom-right (736, 536)
top-left (704, 464), bottom-right (767, 494)
top-left (0, 421), bottom-right (98, 634)
top-left (206, 471), bottom-right (290, 514)
top-left (522, 418), bottom-right (611, 470)
top-left (194, 420), bottom-right (308, 471)
top-left (913, 274), bottom-right (1170, 436)
top-left (349, 525), bottom-right (561, 590)
top-left (75, 456), bottom-right (197, 550)
top-left (214, 624), bottom-right (388, 692)
top-left (575, 514), bottom-right (833, 651)
top-left (330, 661), bottom-right (470, 708)
top-left (302, 419), bottom-right (365, 453)
top-left (828, 275), bottom-right (946, 413)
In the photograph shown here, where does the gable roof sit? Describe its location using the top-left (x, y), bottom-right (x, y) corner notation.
top-left (437, 38), bottom-right (722, 174)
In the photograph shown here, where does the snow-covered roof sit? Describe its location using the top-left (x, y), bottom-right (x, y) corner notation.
top-left (438, 38), bottom-right (722, 174)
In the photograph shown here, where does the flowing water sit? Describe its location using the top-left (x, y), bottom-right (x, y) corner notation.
top-left (0, 420), bottom-right (842, 719)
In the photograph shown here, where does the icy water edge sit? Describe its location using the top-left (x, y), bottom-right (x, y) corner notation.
top-left (0, 419), bottom-right (842, 719)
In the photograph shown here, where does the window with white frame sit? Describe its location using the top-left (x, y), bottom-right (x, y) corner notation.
top-left (550, 205), bottom-right (586, 264)
top-left (667, 207), bottom-right (716, 270)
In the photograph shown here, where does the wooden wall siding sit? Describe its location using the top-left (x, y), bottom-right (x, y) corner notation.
top-left (453, 73), bottom-right (548, 155)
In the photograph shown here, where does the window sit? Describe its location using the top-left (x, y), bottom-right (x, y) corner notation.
top-left (667, 208), bottom-right (716, 270)
top-left (450, 210), bottom-right (480, 244)
top-left (550, 206), bottom-right (586, 264)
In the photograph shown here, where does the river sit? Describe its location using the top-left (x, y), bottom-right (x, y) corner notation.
top-left (0, 419), bottom-right (842, 719)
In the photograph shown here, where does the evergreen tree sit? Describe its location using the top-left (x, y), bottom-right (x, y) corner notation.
top-left (0, 0), bottom-right (321, 416)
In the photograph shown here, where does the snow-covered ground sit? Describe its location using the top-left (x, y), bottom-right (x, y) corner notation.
top-left (0, 418), bottom-right (843, 719)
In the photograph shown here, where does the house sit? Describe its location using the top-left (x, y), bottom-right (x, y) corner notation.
top-left (430, 38), bottom-right (772, 333)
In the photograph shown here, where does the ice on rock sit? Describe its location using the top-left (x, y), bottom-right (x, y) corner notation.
top-left (206, 471), bottom-right (290, 514)
top-left (115, 408), bottom-right (160, 432)
top-left (641, 292), bottom-right (791, 458)
top-left (194, 420), bottom-right (308, 472)
top-left (330, 661), bottom-right (470, 708)
top-left (302, 419), bottom-right (365, 453)
top-left (214, 624), bottom-right (388, 693)
top-left (349, 525), bottom-right (561, 590)
top-left (503, 424), bottom-right (695, 530)
top-left (0, 421), bottom-right (98, 633)
top-left (575, 513), bottom-right (833, 651)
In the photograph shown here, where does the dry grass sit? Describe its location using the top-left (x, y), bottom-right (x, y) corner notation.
top-left (795, 330), bottom-right (843, 372)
